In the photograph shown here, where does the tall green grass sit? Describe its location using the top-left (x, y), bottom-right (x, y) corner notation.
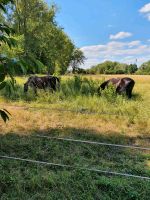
top-left (0, 75), bottom-right (101, 101)
top-left (0, 75), bottom-right (145, 122)
top-left (0, 75), bottom-right (131, 101)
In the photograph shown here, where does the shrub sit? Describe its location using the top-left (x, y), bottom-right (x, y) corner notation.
top-left (80, 82), bottom-right (91, 95)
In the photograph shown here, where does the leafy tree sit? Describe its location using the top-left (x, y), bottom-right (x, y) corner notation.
top-left (2, 0), bottom-right (85, 75)
top-left (89, 61), bottom-right (117, 74)
top-left (10, 0), bottom-right (75, 75)
top-left (113, 63), bottom-right (128, 74)
top-left (1, 34), bottom-right (24, 59)
top-left (137, 61), bottom-right (150, 75)
top-left (126, 64), bottom-right (138, 74)
top-left (70, 48), bottom-right (85, 73)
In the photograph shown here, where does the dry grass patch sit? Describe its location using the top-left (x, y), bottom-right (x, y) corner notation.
top-left (0, 74), bottom-right (150, 200)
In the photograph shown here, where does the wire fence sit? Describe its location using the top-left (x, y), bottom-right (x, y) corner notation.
top-left (1, 155), bottom-right (150, 180)
top-left (1, 133), bottom-right (150, 181)
top-left (0, 105), bottom-right (150, 181)
top-left (34, 135), bottom-right (150, 151)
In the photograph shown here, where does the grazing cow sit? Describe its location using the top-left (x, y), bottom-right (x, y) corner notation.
top-left (98, 77), bottom-right (135, 98)
top-left (24, 75), bottom-right (60, 94)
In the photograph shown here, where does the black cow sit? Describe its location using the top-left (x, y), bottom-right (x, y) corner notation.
top-left (98, 77), bottom-right (135, 98)
top-left (24, 75), bottom-right (60, 94)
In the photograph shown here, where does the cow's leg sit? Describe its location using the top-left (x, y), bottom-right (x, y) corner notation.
top-left (50, 79), bottom-right (56, 92)
top-left (47, 82), bottom-right (53, 93)
top-left (53, 83), bottom-right (56, 91)
top-left (126, 89), bottom-right (131, 98)
top-left (116, 86), bottom-right (122, 95)
top-left (126, 82), bottom-right (134, 99)
top-left (33, 87), bottom-right (37, 95)
top-left (52, 79), bottom-right (56, 91)
top-left (31, 85), bottom-right (37, 95)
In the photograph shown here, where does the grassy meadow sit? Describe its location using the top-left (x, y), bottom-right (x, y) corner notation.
top-left (0, 75), bottom-right (150, 199)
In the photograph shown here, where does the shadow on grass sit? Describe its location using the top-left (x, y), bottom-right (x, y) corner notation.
top-left (131, 92), bottom-right (143, 101)
top-left (0, 127), bottom-right (150, 200)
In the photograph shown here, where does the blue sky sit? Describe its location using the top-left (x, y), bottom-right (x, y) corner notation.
top-left (46, 0), bottom-right (150, 68)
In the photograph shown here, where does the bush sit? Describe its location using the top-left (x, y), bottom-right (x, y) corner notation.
top-left (136, 61), bottom-right (150, 75)
top-left (100, 84), bottom-right (118, 102)
top-left (80, 82), bottom-right (91, 95)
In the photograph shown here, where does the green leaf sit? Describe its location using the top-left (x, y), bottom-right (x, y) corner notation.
top-left (0, 64), bottom-right (5, 73)
top-left (0, 4), bottom-right (6, 13)
top-left (18, 61), bottom-right (27, 74)
top-left (0, 73), bottom-right (5, 82)
top-left (0, 109), bottom-right (10, 122)
top-left (3, 108), bottom-right (11, 116)
top-left (0, 35), bottom-right (16, 48)
top-left (0, 81), bottom-right (6, 90)
top-left (0, 24), bottom-right (11, 35)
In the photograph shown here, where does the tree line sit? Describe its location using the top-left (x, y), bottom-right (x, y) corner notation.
top-left (72, 60), bottom-right (150, 75)
top-left (86, 61), bottom-right (138, 75)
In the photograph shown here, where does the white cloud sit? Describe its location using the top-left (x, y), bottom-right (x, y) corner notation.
top-left (128, 40), bottom-right (141, 47)
top-left (80, 40), bottom-right (150, 69)
top-left (139, 3), bottom-right (150, 13)
top-left (139, 3), bottom-right (150, 21)
top-left (109, 32), bottom-right (132, 40)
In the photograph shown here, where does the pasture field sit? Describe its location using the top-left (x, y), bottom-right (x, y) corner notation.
top-left (0, 75), bottom-right (150, 199)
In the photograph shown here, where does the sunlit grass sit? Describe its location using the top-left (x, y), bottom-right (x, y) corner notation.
top-left (0, 75), bottom-right (150, 136)
top-left (0, 75), bottom-right (150, 199)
